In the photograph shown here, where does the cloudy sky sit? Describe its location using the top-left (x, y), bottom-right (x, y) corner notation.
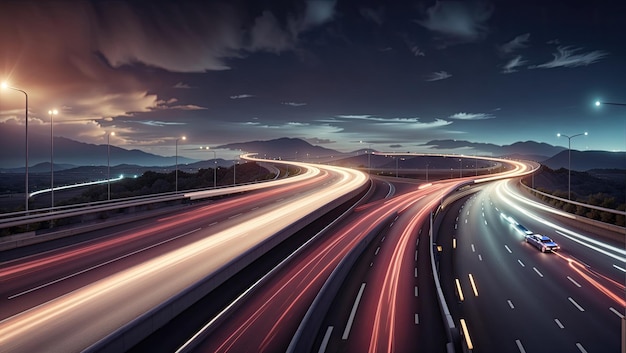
top-left (0, 0), bottom-right (625, 161)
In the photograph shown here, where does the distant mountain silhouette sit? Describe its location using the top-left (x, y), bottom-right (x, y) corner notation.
top-left (542, 150), bottom-right (626, 171)
top-left (421, 140), bottom-right (566, 160)
top-left (217, 137), bottom-right (342, 160)
top-left (0, 127), bottom-right (197, 168)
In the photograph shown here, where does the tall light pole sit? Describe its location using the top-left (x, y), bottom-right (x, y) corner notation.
top-left (595, 99), bottom-right (626, 353)
top-left (459, 158), bottom-right (462, 178)
top-left (175, 136), bottom-right (186, 193)
top-left (201, 146), bottom-right (217, 188)
top-left (49, 109), bottom-right (58, 209)
top-left (360, 141), bottom-right (371, 173)
top-left (557, 132), bottom-right (588, 200)
top-left (2, 82), bottom-right (29, 211)
top-left (107, 131), bottom-right (115, 200)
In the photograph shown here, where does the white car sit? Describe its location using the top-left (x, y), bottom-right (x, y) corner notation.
top-left (525, 234), bottom-right (560, 253)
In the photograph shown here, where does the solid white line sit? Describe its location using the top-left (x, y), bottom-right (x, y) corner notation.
top-left (318, 326), bottom-right (333, 353)
top-left (568, 297), bottom-right (585, 312)
top-left (507, 300), bottom-right (514, 309)
top-left (518, 259), bottom-right (525, 267)
top-left (515, 339), bottom-right (526, 353)
top-left (343, 283), bottom-right (366, 340)
top-left (478, 254), bottom-right (483, 261)
top-left (576, 343), bottom-right (588, 353)
top-left (8, 228), bottom-right (202, 299)
top-left (505, 245), bottom-right (512, 253)
top-left (471, 244), bottom-right (476, 252)
top-left (613, 264), bottom-right (626, 273)
top-left (554, 318), bottom-right (564, 329)
top-left (567, 276), bottom-right (582, 288)
top-left (415, 313), bottom-right (419, 324)
top-left (610, 307), bottom-right (625, 319)
top-left (533, 267), bottom-right (544, 278)
top-left (375, 247), bottom-right (380, 255)
top-left (415, 286), bottom-right (419, 297)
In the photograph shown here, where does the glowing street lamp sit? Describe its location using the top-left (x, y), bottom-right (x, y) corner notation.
top-left (201, 146), bottom-right (217, 188)
top-left (49, 109), bottom-right (58, 209)
top-left (107, 132), bottom-right (115, 200)
top-left (557, 132), bottom-right (588, 200)
top-left (1, 82), bottom-right (29, 212)
top-left (175, 136), bottom-right (186, 193)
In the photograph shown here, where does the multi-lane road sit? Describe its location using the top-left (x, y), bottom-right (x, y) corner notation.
top-left (439, 179), bottom-right (625, 353)
top-left (3, 153), bottom-right (620, 353)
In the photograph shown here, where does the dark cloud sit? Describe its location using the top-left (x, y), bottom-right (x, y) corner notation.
top-left (417, 1), bottom-right (493, 45)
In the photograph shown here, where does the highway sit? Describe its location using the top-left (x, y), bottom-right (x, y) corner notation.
top-left (0, 162), bottom-right (368, 352)
top-left (439, 179), bottom-right (625, 353)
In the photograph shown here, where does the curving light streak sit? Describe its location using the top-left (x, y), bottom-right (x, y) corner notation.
top-left (0, 162), bottom-right (368, 353)
top-left (554, 252), bottom-right (626, 307)
top-left (495, 180), bottom-right (626, 264)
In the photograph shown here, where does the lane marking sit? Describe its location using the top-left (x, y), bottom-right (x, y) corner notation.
top-left (369, 262), bottom-right (373, 267)
top-left (455, 279), bottom-right (465, 302)
top-left (453, 238), bottom-right (457, 249)
top-left (415, 313), bottom-right (419, 324)
top-left (613, 264), bottom-right (626, 273)
top-left (318, 326), bottom-right (333, 353)
top-left (484, 220), bottom-right (487, 225)
top-left (468, 274), bottom-right (479, 296)
top-left (415, 286), bottom-right (419, 297)
top-left (375, 247), bottom-right (380, 255)
top-left (342, 283), bottom-right (366, 340)
top-left (251, 207), bottom-right (259, 211)
top-left (610, 307), bottom-right (625, 319)
top-left (478, 254), bottom-right (483, 261)
top-left (567, 276), bottom-right (582, 288)
top-left (515, 339), bottom-right (526, 353)
top-left (507, 300), bottom-right (514, 309)
top-left (381, 236), bottom-right (386, 243)
top-left (471, 244), bottom-right (476, 252)
top-left (208, 221), bottom-right (218, 226)
top-left (465, 219), bottom-right (468, 224)
top-left (554, 318), bottom-right (564, 329)
top-left (576, 343), bottom-right (588, 353)
top-left (416, 238), bottom-right (419, 246)
top-left (568, 297), bottom-right (585, 312)
top-left (518, 259), bottom-right (525, 267)
top-left (505, 245), bottom-right (512, 254)
top-left (414, 267), bottom-right (418, 278)
top-left (9, 228), bottom-right (202, 299)
top-left (459, 319), bottom-right (474, 350)
top-left (533, 267), bottom-right (544, 278)
top-left (415, 250), bottom-right (418, 261)
top-left (228, 213), bottom-right (242, 219)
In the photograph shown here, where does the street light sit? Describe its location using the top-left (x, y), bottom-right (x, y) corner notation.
top-left (175, 136), bottom-right (186, 193)
top-left (557, 132), bottom-right (588, 200)
top-left (107, 131), bottom-right (115, 200)
top-left (2, 82), bottom-right (29, 211)
top-left (49, 109), bottom-right (58, 209)
top-left (201, 146), bottom-right (217, 188)
top-left (360, 141), bottom-right (371, 173)
top-left (595, 100), bottom-right (626, 107)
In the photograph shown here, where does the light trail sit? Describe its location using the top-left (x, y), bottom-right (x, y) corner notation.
top-left (0, 163), bottom-right (368, 353)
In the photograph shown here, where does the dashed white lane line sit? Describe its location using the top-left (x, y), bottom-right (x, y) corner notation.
top-left (504, 245), bottom-right (512, 253)
top-left (415, 286), bottom-right (419, 297)
top-left (533, 267), bottom-right (544, 278)
top-left (208, 221), bottom-right (218, 226)
top-left (414, 267), bottom-right (418, 278)
top-left (342, 283), bottom-right (366, 340)
top-left (471, 244), bottom-right (476, 252)
top-left (554, 318), bottom-right (564, 328)
top-left (415, 313), bottom-right (419, 324)
top-left (576, 343), bottom-right (588, 353)
top-left (478, 254), bottom-right (483, 261)
top-left (507, 300), bottom-right (514, 309)
top-left (375, 247), bottom-right (380, 255)
top-left (515, 339), bottom-right (526, 353)
top-left (228, 213), bottom-right (243, 219)
top-left (517, 259), bottom-right (525, 267)
top-left (318, 326), bottom-right (333, 353)
top-left (610, 307), bottom-right (625, 319)
top-left (613, 264), bottom-right (626, 273)
top-left (415, 250), bottom-right (418, 261)
top-left (567, 276), bottom-right (582, 288)
top-left (568, 297), bottom-right (585, 312)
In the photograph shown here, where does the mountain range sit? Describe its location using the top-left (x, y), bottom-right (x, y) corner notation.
top-left (0, 133), bottom-right (623, 172)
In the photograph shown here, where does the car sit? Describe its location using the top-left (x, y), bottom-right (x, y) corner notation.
top-left (525, 234), bottom-right (560, 252)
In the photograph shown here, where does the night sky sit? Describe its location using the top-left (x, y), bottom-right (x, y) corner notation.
top-left (1, 0), bottom-right (625, 161)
